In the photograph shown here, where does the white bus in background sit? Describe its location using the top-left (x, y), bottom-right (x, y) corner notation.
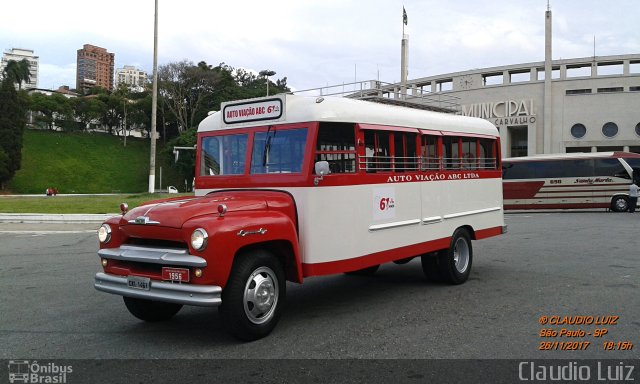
top-left (96, 94), bottom-right (506, 340)
top-left (502, 152), bottom-right (640, 212)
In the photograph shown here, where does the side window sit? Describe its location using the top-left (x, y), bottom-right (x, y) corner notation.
top-left (622, 158), bottom-right (640, 182)
top-left (251, 128), bottom-right (307, 174)
top-left (315, 123), bottom-right (356, 173)
top-left (479, 139), bottom-right (498, 169)
top-left (421, 135), bottom-right (439, 170)
top-left (200, 134), bottom-right (248, 176)
top-left (363, 130), bottom-right (391, 172)
top-left (461, 137), bottom-right (478, 169)
top-left (536, 160), bottom-right (593, 178)
top-left (594, 158), bottom-right (630, 179)
top-left (502, 161), bottom-right (537, 179)
top-left (442, 136), bottom-right (460, 170)
top-left (393, 132), bottom-right (417, 172)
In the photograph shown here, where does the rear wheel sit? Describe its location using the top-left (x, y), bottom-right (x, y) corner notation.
top-left (123, 297), bottom-right (182, 322)
top-left (220, 250), bottom-right (285, 341)
top-left (611, 196), bottom-right (629, 212)
top-left (429, 228), bottom-right (473, 285)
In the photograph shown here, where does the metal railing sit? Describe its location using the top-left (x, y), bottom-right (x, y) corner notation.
top-left (358, 156), bottom-right (497, 172)
top-left (293, 80), bottom-right (461, 114)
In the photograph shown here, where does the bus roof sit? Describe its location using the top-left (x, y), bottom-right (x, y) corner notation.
top-left (503, 152), bottom-right (640, 162)
top-left (198, 94), bottom-right (499, 137)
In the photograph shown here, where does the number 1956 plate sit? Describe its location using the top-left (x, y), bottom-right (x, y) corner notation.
top-left (127, 276), bottom-right (151, 290)
top-left (162, 267), bottom-right (190, 282)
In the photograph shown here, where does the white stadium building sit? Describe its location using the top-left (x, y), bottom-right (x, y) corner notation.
top-left (305, 6), bottom-right (640, 158)
top-left (408, 52), bottom-right (640, 158)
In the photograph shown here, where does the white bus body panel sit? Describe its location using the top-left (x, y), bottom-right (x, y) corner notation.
top-left (200, 177), bottom-right (503, 265)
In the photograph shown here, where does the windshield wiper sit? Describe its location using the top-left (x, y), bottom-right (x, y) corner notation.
top-left (262, 126), bottom-right (275, 167)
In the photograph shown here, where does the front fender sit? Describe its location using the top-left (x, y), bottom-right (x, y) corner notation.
top-left (184, 211), bottom-right (301, 287)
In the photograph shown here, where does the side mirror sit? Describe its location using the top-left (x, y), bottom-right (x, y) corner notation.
top-left (314, 161), bottom-right (330, 176)
top-left (314, 161), bottom-right (330, 186)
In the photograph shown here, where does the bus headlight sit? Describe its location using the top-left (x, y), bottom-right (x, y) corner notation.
top-left (191, 228), bottom-right (208, 251)
top-left (98, 224), bottom-right (112, 243)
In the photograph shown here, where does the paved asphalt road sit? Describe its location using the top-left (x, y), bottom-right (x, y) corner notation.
top-left (0, 213), bottom-right (638, 381)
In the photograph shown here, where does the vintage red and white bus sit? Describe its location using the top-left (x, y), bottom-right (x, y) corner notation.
top-left (95, 94), bottom-right (506, 340)
top-left (502, 152), bottom-right (640, 211)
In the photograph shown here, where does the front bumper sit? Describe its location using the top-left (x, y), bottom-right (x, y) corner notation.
top-left (98, 245), bottom-right (207, 267)
top-left (95, 272), bottom-right (222, 307)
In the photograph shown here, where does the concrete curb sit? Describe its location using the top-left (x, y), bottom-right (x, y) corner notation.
top-left (0, 213), bottom-right (117, 223)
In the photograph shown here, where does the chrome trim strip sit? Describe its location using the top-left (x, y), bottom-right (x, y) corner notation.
top-left (421, 216), bottom-right (443, 225)
top-left (443, 206), bottom-right (502, 220)
top-left (128, 216), bottom-right (161, 225)
top-left (237, 228), bottom-right (268, 237)
top-left (369, 219), bottom-right (421, 232)
top-left (94, 272), bottom-right (221, 307)
top-left (98, 245), bottom-right (207, 267)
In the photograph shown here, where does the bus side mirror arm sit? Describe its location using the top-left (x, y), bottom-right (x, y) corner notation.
top-left (314, 161), bottom-right (330, 186)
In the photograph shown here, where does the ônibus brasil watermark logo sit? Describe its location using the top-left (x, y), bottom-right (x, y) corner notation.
top-left (8, 360), bottom-right (72, 383)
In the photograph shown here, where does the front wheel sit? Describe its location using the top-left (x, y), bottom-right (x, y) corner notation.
top-left (437, 228), bottom-right (473, 285)
top-left (220, 250), bottom-right (285, 341)
top-left (611, 196), bottom-right (628, 212)
top-left (123, 297), bottom-right (182, 322)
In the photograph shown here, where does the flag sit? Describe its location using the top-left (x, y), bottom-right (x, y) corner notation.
top-left (403, 7), bottom-right (408, 25)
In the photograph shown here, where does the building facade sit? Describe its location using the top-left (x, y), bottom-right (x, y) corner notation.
top-left (115, 65), bottom-right (148, 92)
top-left (1, 48), bottom-right (39, 89)
top-left (76, 44), bottom-right (115, 93)
top-left (401, 54), bottom-right (640, 157)
top-left (366, 7), bottom-right (640, 158)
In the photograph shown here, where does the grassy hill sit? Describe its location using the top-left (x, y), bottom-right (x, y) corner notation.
top-left (8, 130), bottom-right (184, 194)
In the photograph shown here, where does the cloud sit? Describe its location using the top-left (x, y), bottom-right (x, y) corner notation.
top-left (38, 63), bottom-right (76, 89)
top-left (1, 0), bottom-right (638, 92)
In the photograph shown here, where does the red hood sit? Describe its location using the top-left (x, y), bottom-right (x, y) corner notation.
top-left (122, 194), bottom-right (268, 229)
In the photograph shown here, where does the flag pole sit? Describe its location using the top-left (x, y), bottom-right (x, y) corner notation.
top-left (402, 6), bottom-right (406, 36)
top-left (401, 6), bottom-right (409, 99)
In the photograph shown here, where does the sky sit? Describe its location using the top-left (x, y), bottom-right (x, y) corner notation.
top-left (1, 0), bottom-right (639, 92)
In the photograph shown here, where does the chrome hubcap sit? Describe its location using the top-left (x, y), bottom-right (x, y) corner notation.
top-left (453, 237), bottom-right (470, 273)
top-left (243, 266), bottom-right (278, 324)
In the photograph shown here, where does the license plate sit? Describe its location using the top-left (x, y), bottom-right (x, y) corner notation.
top-left (127, 276), bottom-right (150, 290)
top-left (162, 267), bottom-right (190, 282)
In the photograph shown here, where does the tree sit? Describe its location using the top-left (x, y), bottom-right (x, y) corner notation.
top-left (0, 149), bottom-right (10, 188)
top-left (28, 92), bottom-right (71, 130)
top-left (0, 78), bottom-right (27, 189)
top-left (2, 59), bottom-right (31, 90)
top-left (130, 93), bottom-right (152, 138)
top-left (97, 93), bottom-right (123, 135)
top-left (70, 96), bottom-right (105, 131)
top-left (163, 128), bottom-right (196, 185)
top-left (158, 60), bottom-right (228, 134)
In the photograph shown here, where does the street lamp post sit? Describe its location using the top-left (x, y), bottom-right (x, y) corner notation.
top-left (149, 0), bottom-right (159, 193)
top-left (259, 70), bottom-right (276, 96)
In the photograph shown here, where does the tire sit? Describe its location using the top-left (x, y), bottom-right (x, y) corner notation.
top-left (611, 196), bottom-right (628, 212)
top-left (220, 250), bottom-right (285, 341)
top-left (420, 252), bottom-right (443, 282)
top-left (123, 296), bottom-right (182, 322)
top-left (437, 228), bottom-right (473, 285)
top-left (344, 265), bottom-right (380, 276)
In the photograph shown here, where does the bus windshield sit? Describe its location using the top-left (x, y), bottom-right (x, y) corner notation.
top-left (200, 134), bottom-right (248, 176)
top-left (200, 128), bottom-right (308, 176)
top-left (250, 128), bottom-right (308, 174)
